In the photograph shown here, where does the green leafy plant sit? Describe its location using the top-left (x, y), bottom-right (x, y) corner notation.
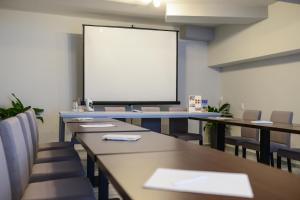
top-left (0, 93), bottom-right (44, 122)
top-left (204, 102), bottom-right (232, 130)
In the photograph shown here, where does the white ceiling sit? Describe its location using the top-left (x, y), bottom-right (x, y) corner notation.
top-left (0, 0), bottom-right (277, 25)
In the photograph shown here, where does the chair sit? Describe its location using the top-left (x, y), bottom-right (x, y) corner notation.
top-left (104, 106), bottom-right (126, 122)
top-left (242, 111), bottom-right (293, 165)
top-left (277, 148), bottom-right (300, 173)
top-left (168, 107), bottom-right (203, 145)
top-left (25, 109), bottom-right (80, 163)
top-left (141, 107), bottom-right (161, 133)
top-left (0, 117), bottom-right (95, 200)
top-left (17, 113), bottom-right (84, 182)
top-left (25, 109), bottom-right (73, 151)
top-left (225, 110), bottom-right (261, 157)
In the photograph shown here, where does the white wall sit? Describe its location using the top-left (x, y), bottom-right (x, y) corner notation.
top-left (0, 9), bottom-right (221, 143)
top-left (208, 2), bottom-right (300, 67)
top-left (207, 1), bottom-right (300, 147)
top-left (221, 53), bottom-right (300, 147)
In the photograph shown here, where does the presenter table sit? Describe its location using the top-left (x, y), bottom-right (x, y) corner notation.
top-left (97, 149), bottom-right (300, 200)
top-left (59, 111), bottom-right (220, 142)
top-left (190, 117), bottom-right (300, 165)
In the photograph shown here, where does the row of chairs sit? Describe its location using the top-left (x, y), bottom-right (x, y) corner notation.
top-left (0, 109), bottom-right (95, 200)
top-left (225, 110), bottom-right (298, 172)
top-left (104, 106), bottom-right (201, 144)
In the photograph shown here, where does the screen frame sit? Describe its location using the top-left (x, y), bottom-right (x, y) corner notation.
top-left (83, 24), bottom-right (180, 105)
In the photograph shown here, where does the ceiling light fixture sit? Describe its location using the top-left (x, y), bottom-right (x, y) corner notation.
top-left (153, 0), bottom-right (161, 7)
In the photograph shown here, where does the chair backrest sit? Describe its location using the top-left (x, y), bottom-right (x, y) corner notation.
top-left (270, 111), bottom-right (293, 146)
top-left (241, 110), bottom-right (262, 140)
top-left (104, 107), bottom-right (126, 112)
top-left (25, 109), bottom-right (39, 154)
top-left (17, 113), bottom-right (34, 171)
top-left (0, 117), bottom-right (30, 200)
top-left (141, 107), bottom-right (160, 112)
top-left (0, 136), bottom-right (12, 200)
top-left (168, 107), bottom-right (187, 112)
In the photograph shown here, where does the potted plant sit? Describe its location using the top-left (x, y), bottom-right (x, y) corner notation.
top-left (204, 103), bottom-right (232, 148)
top-left (0, 93), bottom-right (44, 122)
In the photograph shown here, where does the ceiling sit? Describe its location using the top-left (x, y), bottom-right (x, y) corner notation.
top-left (0, 0), bottom-right (278, 26)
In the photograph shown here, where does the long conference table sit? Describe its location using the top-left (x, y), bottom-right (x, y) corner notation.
top-left (66, 117), bottom-right (300, 200)
top-left (59, 111), bottom-right (220, 142)
top-left (190, 117), bottom-right (300, 165)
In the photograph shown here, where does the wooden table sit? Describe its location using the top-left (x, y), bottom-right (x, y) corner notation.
top-left (76, 131), bottom-right (195, 196)
top-left (97, 148), bottom-right (300, 200)
top-left (67, 120), bottom-right (149, 134)
top-left (59, 111), bottom-right (220, 142)
top-left (190, 117), bottom-right (300, 165)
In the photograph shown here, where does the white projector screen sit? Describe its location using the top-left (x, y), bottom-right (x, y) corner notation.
top-left (83, 25), bottom-right (178, 104)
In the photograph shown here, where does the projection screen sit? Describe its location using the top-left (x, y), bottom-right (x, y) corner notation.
top-left (83, 25), bottom-right (178, 104)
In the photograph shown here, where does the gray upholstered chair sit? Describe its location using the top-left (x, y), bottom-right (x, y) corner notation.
top-left (277, 148), bottom-right (300, 173)
top-left (242, 111), bottom-right (293, 166)
top-left (104, 106), bottom-right (127, 122)
top-left (0, 117), bottom-right (95, 200)
top-left (168, 107), bottom-right (203, 145)
top-left (25, 109), bottom-right (80, 163)
top-left (141, 107), bottom-right (161, 133)
top-left (25, 109), bottom-right (73, 151)
top-left (225, 110), bottom-right (261, 158)
top-left (17, 113), bottom-right (84, 182)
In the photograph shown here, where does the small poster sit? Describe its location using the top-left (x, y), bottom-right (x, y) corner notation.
top-left (188, 95), bottom-right (202, 112)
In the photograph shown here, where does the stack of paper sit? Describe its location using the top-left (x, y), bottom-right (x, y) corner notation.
top-left (102, 134), bottom-right (141, 141)
top-left (80, 124), bottom-right (116, 128)
top-left (208, 117), bottom-right (232, 120)
top-left (144, 168), bottom-right (254, 198)
top-left (251, 120), bottom-right (273, 124)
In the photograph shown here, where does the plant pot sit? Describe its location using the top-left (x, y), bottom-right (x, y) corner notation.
top-left (205, 126), bottom-right (218, 149)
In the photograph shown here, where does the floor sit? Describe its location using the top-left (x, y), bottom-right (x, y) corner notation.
top-left (76, 142), bottom-right (300, 199)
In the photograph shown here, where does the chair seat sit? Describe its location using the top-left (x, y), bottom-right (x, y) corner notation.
top-left (30, 160), bottom-right (84, 182)
top-left (225, 136), bottom-right (257, 146)
top-left (278, 148), bottom-right (300, 161)
top-left (242, 141), bottom-right (289, 153)
top-left (38, 142), bottom-right (73, 151)
top-left (173, 133), bottom-right (202, 141)
top-left (35, 149), bottom-right (80, 163)
top-left (22, 177), bottom-right (95, 200)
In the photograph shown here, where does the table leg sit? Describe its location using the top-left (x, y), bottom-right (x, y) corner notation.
top-left (87, 154), bottom-right (95, 186)
top-left (216, 123), bottom-right (225, 151)
top-left (259, 129), bottom-right (270, 165)
top-left (59, 116), bottom-right (65, 142)
top-left (98, 169), bottom-right (109, 200)
top-left (198, 121), bottom-right (203, 145)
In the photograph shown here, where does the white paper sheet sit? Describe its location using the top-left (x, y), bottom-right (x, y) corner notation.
top-left (102, 134), bottom-right (141, 141)
top-left (144, 168), bottom-right (254, 198)
top-left (74, 118), bottom-right (94, 121)
top-left (251, 120), bottom-right (273, 124)
top-left (80, 124), bottom-right (116, 128)
top-left (208, 117), bottom-right (232, 120)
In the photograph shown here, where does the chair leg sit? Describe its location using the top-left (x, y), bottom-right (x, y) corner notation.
top-left (242, 147), bottom-right (246, 159)
top-left (270, 153), bottom-right (274, 167)
top-left (287, 158), bottom-right (292, 173)
top-left (234, 146), bottom-right (239, 156)
top-left (256, 151), bottom-right (260, 162)
top-left (277, 155), bottom-right (281, 169)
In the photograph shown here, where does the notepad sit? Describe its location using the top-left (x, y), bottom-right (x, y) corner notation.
top-left (251, 120), bottom-right (273, 124)
top-left (144, 168), bottom-right (254, 198)
top-left (74, 118), bottom-right (94, 121)
top-left (208, 117), bottom-right (232, 120)
top-left (102, 134), bottom-right (141, 141)
top-left (80, 124), bottom-right (115, 128)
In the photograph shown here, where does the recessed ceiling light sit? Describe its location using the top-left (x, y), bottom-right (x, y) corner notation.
top-left (153, 0), bottom-right (161, 7)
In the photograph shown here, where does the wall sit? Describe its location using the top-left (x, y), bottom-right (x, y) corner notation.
top-left (208, 2), bottom-right (300, 67)
top-left (221, 53), bottom-right (300, 147)
top-left (0, 9), bottom-right (221, 143)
